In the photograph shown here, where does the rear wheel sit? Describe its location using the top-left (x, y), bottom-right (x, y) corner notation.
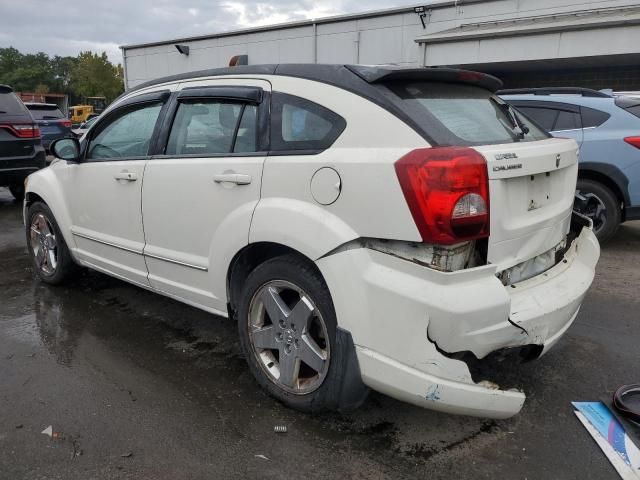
top-left (9, 184), bottom-right (25, 201)
top-left (236, 254), bottom-right (367, 412)
top-left (575, 179), bottom-right (621, 244)
top-left (26, 202), bottom-right (77, 284)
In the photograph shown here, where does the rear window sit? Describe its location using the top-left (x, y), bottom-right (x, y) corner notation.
top-left (386, 82), bottom-right (549, 146)
top-left (26, 105), bottom-right (64, 120)
top-left (0, 92), bottom-right (28, 115)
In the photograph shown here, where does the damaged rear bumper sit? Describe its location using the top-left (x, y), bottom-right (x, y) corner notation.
top-left (317, 225), bottom-right (599, 419)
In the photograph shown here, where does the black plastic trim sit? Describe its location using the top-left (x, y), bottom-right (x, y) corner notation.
top-left (178, 85), bottom-right (263, 103)
top-left (625, 206), bottom-right (640, 221)
top-left (334, 327), bottom-right (369, 412)
top-left (505, 99), bottom-right (580, 113)
top-left (579, 162), bottom-right (631, 206)
top-left (498, 87), bottom-right (611, 98)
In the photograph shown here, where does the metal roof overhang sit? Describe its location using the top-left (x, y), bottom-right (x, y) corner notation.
top-left (415, 5), bottom-right (640, 44)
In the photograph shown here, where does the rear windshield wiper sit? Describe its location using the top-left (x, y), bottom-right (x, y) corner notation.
top-left (492, 99), bottom-right (530, 139)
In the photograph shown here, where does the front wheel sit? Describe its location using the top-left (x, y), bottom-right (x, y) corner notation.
top-left (236, 254), bottom-right (368, 412)
top-left (26, 202), bottom-right (77, 284)
top-left (575, 179), bottom-right (621, 244)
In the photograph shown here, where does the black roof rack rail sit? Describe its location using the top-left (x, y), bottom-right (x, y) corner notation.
top-left (496, 87), bottom-right (611, 98)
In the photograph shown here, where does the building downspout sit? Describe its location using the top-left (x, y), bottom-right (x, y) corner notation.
top-left (120, 47), bottom-right (129, 92)
top-left (312, 22), bottom-right (318, 64)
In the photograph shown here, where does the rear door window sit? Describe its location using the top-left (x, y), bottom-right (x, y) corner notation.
top-left (516, 107), bottom-right (558, 131)
top-left (387, 82), bottom-right (548, 146)
top-left (166, 100), bottom-right (257, 156)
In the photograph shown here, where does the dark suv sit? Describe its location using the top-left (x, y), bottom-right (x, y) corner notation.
top-left (24, 102), bottom-right (73, 151)
top-left (0, 85), bottom-right (46, 200)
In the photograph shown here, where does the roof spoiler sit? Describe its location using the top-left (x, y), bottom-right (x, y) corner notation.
top-left (0, 84), bottom-right (14, 94)
top-left (345, 65), bottom-right (503, 92)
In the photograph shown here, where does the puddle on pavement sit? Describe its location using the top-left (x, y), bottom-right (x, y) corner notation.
top-left (0, 193), bottom-right (506, 469)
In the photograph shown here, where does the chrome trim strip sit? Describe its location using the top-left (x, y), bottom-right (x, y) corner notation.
top-left (72, 231), bottom-right (141, 254)
top-left (144, 252), bottom-right (208, 271)
top-left (72, 230), bottom-right (208, 271)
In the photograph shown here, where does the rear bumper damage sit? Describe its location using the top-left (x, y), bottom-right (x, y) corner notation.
top-left (317, 222), bottom-right (599, 419)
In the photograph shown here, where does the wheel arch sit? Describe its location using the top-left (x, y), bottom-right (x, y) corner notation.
top-left (24, 172), bottom-right (76, 251)
top-left (226, 242), bottom-right (324, 319)
top-left (578, 162), bottom-right (630, 211)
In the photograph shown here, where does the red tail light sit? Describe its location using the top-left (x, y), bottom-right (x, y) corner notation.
top-left (0, 124), bottom-right (41, 138)
top-left (395, 147), bottom-right (490, 245)
top-left (60, 119), bottom-right (72, 128)
top-left (624, 137), bottom-right (640, 149)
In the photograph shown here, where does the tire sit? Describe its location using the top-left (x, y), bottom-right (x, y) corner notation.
top-left (575, 179), bottom-right (621, 244)
top-left (236, 254), bottom-right (368, 412)
top-left (9, 184), bottom-right (25, 202)
top-left (26, 201), bottom-right (77, 285)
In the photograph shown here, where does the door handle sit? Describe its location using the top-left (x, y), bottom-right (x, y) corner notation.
top-left (213, 173), bottom-right (252, 185)
top-left (114, 170), bottom-right (137, 182)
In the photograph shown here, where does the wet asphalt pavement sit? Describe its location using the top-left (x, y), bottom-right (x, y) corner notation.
top-left (1, 187), bottom-right (639, 479)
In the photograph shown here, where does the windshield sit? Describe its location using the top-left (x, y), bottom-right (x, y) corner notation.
top-left (385, 82), bottom-right (549, 146)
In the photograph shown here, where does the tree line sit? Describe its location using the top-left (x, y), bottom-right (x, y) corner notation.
top-left (0, 47), bottom-right (124, 104)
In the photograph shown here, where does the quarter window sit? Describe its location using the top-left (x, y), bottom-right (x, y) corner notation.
top-left (166, 100), bottom-right (257, 155)
top-left (553, 110), bottom-right (581, 131)
top-left (88, 103), bottom-right (162, 160)
top-left (270, 92), bottom-right (346, 152)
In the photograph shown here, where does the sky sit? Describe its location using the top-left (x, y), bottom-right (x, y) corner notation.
top-left (0, 0), bottom-right (415, 65)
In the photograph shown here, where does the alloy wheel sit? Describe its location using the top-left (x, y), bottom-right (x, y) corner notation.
top-left (30, 213), bottom-right (58, 275)
top-left (575, 191), bottom-right (607, 234)
top-left (248, 280), bottom-right (330, 395)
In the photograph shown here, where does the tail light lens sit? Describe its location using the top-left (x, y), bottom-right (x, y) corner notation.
top-left (60, 119), bottom-right (72, 128)
top-left (0, 124), bottom-right (41, 138)
top-left (395, 147), bottom-right (490, 245)
top-left (624, 137), bottom-right (640, 149)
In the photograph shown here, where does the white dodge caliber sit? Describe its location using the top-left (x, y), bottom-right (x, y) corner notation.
top-left (24, 64), bottom-right (599, 418)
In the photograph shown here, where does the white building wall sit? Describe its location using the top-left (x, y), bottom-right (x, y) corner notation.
top-left (122, 0), bottom-right (640, 89)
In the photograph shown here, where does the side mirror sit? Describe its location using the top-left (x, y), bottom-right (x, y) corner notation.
top-left (51, 137), bottom-right (81, 162)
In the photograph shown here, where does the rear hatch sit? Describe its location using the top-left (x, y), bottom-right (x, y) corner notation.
top-left (0, 89), bottom-right (40, 159)
top-left (376, 76), bottom-right (579, 271)
top-left (25, 104), bottom-right (70, 141)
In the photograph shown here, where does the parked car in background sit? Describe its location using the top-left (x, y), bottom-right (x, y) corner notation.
top-left (24, 103), bottom-right (73, 152)
top-left (500, 87), bottom-right (640, 242)
top-left (71, 114), bottom-right (99, 138)
top-left (0, 85), bottom-right (46, 201)
top-left (25, 64), bottom-right (598, 418)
